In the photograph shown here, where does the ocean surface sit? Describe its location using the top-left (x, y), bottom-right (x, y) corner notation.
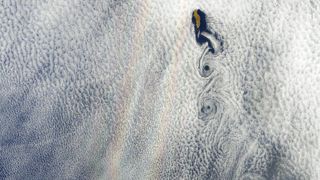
top-left (0, 0), bottom-right (319, 179)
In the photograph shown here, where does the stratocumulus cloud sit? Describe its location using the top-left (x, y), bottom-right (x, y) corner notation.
top-left (0, 0), bottom-right (319, 179)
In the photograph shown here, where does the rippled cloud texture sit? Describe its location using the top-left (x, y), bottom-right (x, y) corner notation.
top-left (0, 0), bottom-right (319, 179)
